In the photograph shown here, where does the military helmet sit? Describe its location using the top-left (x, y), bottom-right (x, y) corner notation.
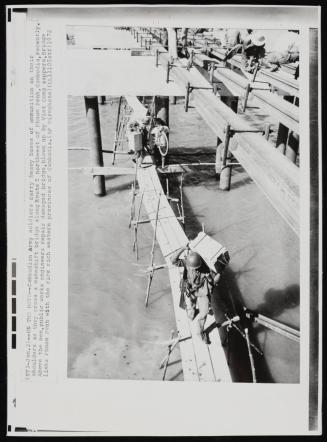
top-left (186, 251), bottom-right (202, 269)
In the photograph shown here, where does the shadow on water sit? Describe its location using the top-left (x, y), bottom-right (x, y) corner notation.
top-left (228, 174), bottom-right (253, 190)
top-left (160, 165), bottom-right (298, 383)
top-left (256, 284), bottom-right (300, 320)
top-left (103, 178), bottom-right (134, 194)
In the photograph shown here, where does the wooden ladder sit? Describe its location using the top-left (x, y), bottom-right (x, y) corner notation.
top-left (112, 97), bottom-right (133, 165)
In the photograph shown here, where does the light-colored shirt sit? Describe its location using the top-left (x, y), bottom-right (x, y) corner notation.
top-left (269, 31), bottom-right (299, 53)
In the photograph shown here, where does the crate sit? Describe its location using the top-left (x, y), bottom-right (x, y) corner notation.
top-left (189, 232), bottom-right (229, 274)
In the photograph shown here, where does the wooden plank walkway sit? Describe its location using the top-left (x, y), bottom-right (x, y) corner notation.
top-left (69, 166), bottom-right (136, 175)
top-left (137, 163), bottom-right (232, 382)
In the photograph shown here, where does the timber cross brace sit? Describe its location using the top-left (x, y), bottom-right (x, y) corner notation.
top-left (184, 82), bottom-right (215, 112)
top-left (155, 49), bottom-right (165, 67)
top-left (166, 61), bottom-right (176, 83)
top-left (207, 61), bottom-right (229, 86)
top-left (220, 123), bottom-right (271, 176)
top-left (243, 81), bottom-right (272, 112)
top-left (165, 58), bottom-right (203, 83)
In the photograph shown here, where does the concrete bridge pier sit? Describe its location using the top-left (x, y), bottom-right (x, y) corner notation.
top-left (276, 95), bottom-right (299, 164)
top-left (84, 96), bottom-right (106, 196)
top-left (285, 131), bottom-right (299, 163)
top-left (167, 28), bottom-right (178, 60)
top-left (216, 96), bottom-right (239, 190)
top-left (155, 96), bottom-right (169, 126)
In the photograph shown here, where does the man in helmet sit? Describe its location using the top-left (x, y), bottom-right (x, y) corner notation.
top-left (224, 31), bottom-right (266, 73)
top-left (222, 29), bottom-right (253, 59)
top-left (171, 244), bottom-right (221, 344)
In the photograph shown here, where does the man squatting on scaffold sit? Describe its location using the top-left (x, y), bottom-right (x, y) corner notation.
top-left (170, 244), bottom-right (229, 344)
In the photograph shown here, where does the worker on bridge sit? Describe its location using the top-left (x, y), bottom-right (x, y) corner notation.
top-left (171, 244), bottom-right (223, 344)
top-left (261, 30), bottom-right (299, 78)
top-left (223, 31), bottom-right (266, 73)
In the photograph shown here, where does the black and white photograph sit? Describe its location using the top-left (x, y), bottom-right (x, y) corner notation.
top-left (6, 5), bottom-right (321, 436)
top-left (67, 27), bottom-right (300, 383)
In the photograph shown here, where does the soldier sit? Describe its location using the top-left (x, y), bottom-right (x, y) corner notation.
top-left (171, 244), bottom-right (221, 344)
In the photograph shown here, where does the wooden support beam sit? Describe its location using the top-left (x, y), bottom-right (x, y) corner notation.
top-left (207, 63), bottom-right (299, 133)
top-left (84, 96), bottom-right (106, 196)
top-left (154, 46), bottom-right (299, 236)
top-left (70, 166), bottom-right (135, 175)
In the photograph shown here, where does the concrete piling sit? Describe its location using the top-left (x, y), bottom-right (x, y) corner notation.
top-left (210, 63), bottom-right (215, 84)
top-left (276, 123), bottom-right (288, 154)
top-left (219, 97), bottom-right (238, 191)
top-left (215, 138), bottom-right (223, 177)
top-left (84, 96), bottom-right (106, 196)
top-left (155, 96), bottom-right (169, 126)
top-left (167, 28), bottom-right (178, 60)
top-left (185, 82), bottom-right (190, 112)
top-left (276, 95), bottom-right (295, 155)
top-left (161, 28), bottom-right (168, 50)
top-left (285, 131), bottom-right (299, 163)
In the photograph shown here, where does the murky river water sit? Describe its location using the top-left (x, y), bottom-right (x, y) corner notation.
top-left (68, 95), bottom-right (300, 383)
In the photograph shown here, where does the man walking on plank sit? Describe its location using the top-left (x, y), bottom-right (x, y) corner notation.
top-left (171, 244), bottom-right (222, 344)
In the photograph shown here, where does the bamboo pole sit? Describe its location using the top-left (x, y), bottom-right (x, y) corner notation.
top-left (133, 191), bottom-right (144, 260)
top-left (112, 96), bottom-right (123, 165)
top-left (244, 327), bottom-right (257, 383)
top-left (145, 193), bottom-right (161, 307)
